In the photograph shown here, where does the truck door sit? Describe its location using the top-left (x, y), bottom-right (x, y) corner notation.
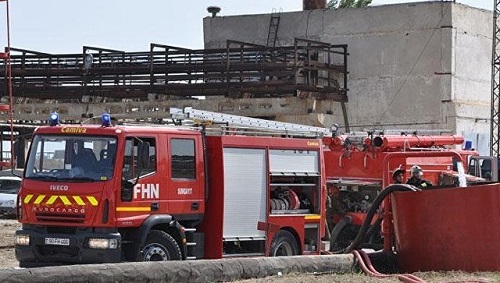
top-left (468, 156), bottom-right (499, 181)
top-left (166, 135), bottom-right (204, 216)
top-left (120, 136), bottom-right (159, 208)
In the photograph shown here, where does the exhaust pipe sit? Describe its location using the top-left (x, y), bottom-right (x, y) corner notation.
top-left (303, 0), bottom-right (327, 10)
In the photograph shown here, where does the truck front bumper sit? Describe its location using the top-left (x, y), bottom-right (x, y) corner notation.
top-left (15, 225), bottom-right (122, 265)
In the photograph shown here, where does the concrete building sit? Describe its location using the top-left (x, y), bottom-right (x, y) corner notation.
top-left (203, 1), bottom-right (492, 154)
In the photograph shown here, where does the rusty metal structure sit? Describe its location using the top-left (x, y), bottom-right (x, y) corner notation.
top-left (0, 38), bottom-right (347, 105)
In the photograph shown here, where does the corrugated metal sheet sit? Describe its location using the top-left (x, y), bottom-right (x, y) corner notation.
top-left (223, 148), bottom-right (267, 240)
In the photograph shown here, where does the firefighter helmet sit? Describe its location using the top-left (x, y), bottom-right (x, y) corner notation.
top-left (410, 165), bottom-right (423, 177)
top-left (392, 168), bottom-right (404, 180)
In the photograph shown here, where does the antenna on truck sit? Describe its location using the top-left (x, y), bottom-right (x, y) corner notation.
top-left (169, 107), bottom-right (332, 138)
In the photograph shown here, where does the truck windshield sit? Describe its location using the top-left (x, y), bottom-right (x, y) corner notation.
top-left (25, 135), bottom-right (118, 181)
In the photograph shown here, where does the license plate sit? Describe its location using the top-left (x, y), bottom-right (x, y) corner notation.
top-left (45, 237), bottom-right (70, 246)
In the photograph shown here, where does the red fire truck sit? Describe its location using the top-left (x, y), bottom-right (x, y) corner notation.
top-left (15, 107), bottom-right (485, 267)
top-left (321, 132), bottom-right (482, 251)
top-left (14, 109), bottom-right (329, 267)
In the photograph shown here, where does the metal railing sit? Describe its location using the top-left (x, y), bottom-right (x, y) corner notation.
top-left (0, 39), bottom-right (348, 102)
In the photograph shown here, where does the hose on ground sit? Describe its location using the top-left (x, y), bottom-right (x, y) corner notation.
top-left (353, 249), bottom-right (426, 283)
top-left (338, 184), bottom-right (420, 254)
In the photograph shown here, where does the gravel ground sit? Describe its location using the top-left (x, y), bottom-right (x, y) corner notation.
top-left (236, 271), bottom-right (500, 283)
top-left (0, 218), bottom-right (498, 283)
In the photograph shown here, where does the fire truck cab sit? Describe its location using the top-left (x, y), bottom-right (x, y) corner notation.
top-left (15, 112), bottom-right (326, 267)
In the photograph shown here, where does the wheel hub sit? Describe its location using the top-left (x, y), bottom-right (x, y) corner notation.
top-left (143, 244), bottom-right (169, 261)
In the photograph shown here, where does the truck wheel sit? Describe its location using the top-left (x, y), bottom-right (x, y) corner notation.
top-left (330, 215), bottom-right (352, 252)
top-left (140, 230), bottom-right (182, 261)
top-left (268, 230), bottom-right (298, 256)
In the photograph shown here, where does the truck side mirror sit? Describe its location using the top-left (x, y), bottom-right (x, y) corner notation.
top-left (121, 179), bottom-right (134, 202)
top-left (120, 138), bottom-right (150, 202)
top-left (137, 141), bottom-right (150, 169)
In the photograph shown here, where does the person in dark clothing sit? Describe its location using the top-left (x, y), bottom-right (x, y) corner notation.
top-left (71, 143), bottom-right (97, 174)
top-left (406, 165), bottom-right (432, 189)
top-left (326, 185), bottom-right (345, 218)
top-left (324, 184), bottom-right (347, 244)
top-left (392, 168), bottom-right (405, 184)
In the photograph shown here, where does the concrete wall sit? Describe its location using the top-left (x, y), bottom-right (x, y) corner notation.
top-left (451, 4), bottom-right (492, 153)
top-left (203, 2), bottom-right (493, 154)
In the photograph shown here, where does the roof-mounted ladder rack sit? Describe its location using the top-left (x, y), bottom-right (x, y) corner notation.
top-left (170, 107), bottom-right (332, 137)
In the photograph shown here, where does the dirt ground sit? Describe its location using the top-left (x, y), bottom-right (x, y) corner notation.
top-left (0, 218), bottom-right (20, 269)
top-left (0, 218), bottom-right (498, 283)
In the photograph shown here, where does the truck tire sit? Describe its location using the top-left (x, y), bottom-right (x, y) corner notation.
top-left (19, 260), bottom-right (41, 268)
top-left (268, 230), bottom-right (299, 256)
top-left (140, 230), bottom-right (182, 261)
top-left (329, 215), bottom-right (352, 252)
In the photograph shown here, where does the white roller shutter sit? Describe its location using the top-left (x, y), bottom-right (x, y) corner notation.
top-left (269, 149), bottom-right (319, 174)
top-left (223, 148), bottom-right (267, 240)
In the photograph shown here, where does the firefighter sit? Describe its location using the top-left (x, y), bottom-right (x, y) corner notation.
top-left (325, 185), bottom-right (346, 237)
top-left (392, 168), bottom-right (405, 184)
top-left (406, 165), bottom-right (432, 189)
top-left (326, 185), bottom-right (345, 217)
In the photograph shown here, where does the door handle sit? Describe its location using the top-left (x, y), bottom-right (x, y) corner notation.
top-left (150, 202), bottom-right (159, 211)
top-left (191, 202), bottom-right (199, 211)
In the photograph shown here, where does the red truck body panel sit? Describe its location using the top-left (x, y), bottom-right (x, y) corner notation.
top-left (198, 135), bottom-right (325, 258)
top-left (392, 183), bottom-right (500, 272)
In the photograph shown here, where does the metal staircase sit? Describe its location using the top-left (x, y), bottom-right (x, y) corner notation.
top-left (266, 9), bottom-right (281, 48)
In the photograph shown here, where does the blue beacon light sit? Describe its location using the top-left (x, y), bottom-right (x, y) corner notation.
top-left (101, 113), bottom-right (112, 127)
top-left (49, 112), bottom-right (60, 126)
top-left (464, 140), bottom-right (472, 150)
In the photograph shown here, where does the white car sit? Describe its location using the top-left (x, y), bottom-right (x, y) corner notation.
top-left (0, 176), bottom-right (21, 218)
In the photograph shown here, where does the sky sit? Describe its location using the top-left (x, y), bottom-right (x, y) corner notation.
top-left (0, 0), bottom-right (493, 54)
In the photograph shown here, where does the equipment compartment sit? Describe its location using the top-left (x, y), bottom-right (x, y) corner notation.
top-left (269, 175), bottom-right (321, 214)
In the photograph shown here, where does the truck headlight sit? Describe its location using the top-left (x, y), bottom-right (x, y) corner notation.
top-left (87, 238), bottom-right (118, 249)
top-left (15, 234), bottom-right (30, 246)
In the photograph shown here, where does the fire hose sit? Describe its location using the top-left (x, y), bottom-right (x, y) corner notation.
top-left (337, 184), bottom-right (420, 254)
top-left (340, 185), bottom-right (425, 282)
top-left (352, 249), bottom-right (426, 283)
top-left (344, 185), bottom-right (491, 283)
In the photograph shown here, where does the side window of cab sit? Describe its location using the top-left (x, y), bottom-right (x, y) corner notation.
top-left (171, 138), bottom-right (196, 180)
top-left (122, 137), bottom-right (157, 180)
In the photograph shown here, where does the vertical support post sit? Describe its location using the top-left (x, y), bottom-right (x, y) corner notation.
top-left (294, 38), bottom-right (298, 90)
top-left (343, 45), bottom-right (348, 98)
top-left (4, 0), bottom-right (14, 168)
top-left (149, 43), bottom-right (155, 94)
top-left (226, 40), bottom-right (231, 96)
top-left (492, 0), bottom-right (500, 157)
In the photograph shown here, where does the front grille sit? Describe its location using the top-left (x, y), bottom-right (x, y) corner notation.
top-left (36, 213), bottom-right (85, 224)
top-left (47, 226), bottom-right (77, 234)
